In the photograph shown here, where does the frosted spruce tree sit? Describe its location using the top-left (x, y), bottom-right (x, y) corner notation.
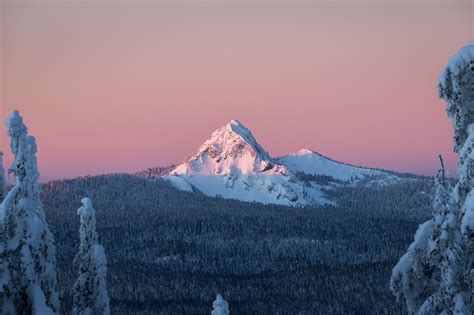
top-left (0, 151), bottom-right (5, 201)
top-left (0, 152), bottom-right (6, 308)
top-left (211, 294), bottom-right (230, 315)
top-left (73, 197), bottom-right (110, 315)
top-left (0, 110), bottom-right (60, 314)
top-left (391, 40), bottom-right (474, 314)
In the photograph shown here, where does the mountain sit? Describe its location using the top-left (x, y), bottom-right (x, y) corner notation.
top-left (165, 120), bottom-right (326, 205)
top-left (276, 148), bottom-right (387, 182)
top-left (171, 120), bottom-right (278, 176)
top-left (158, 120), bottom-right (398, 206)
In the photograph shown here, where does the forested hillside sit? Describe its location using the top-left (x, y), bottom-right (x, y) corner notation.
top-left (42, 173), bottom-right (433, 314)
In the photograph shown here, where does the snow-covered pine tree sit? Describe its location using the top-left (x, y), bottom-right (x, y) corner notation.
top-left (390, 169), bottom-right (446, 313)
top-left (0, 168), bottom-right (11, 313)
top-left (73, 197), bottom-right (110, 315)
top-left (0, 151), bottom-right (5, 202)
top-left (0, 110), bottom-right (60, 314)
top-left (391, 40), bottom-right (474, 314)
top-left (0, 149), bottom-right (6, 300)
top-left (211, 294), bottom-right (229, 315)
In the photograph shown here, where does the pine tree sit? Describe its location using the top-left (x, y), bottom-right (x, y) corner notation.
top-left (0, 110), bottom-right (60, 314)
top-left (0, 214), bottom-right (11, 313)
top-left (73, 197), bottom-right (110, 315)
top-left (211, 294), bottom-right (229, 315)
top-left (0, 151), bottom-right (4, 306)
top-left (391, 40), bottom-right (474, 314)
top-left (0, 150), bottom-right (6, 310)
top-left (0, 151), bottom-right (5, 202)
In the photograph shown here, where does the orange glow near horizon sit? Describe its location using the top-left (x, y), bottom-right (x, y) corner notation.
top-left (1, 1), bottom-right (473, 181)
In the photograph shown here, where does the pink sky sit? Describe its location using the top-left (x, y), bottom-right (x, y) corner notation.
top-left (1, 1), bottom-right (473, 181)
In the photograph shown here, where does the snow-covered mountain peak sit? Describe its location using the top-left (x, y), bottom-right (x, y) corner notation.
top-left (165, 120), bottom-right (319, 206)
top-left (225, 119), bottom-right (269, 155)
top-left (226, 119), bottom-right (246, 133)
top-left (171, 120), bottom-right (275, 176)
top-left (293, 148), bottom-right (316, 156)
top-left (160, 120), bottom-right (400, 206)
top-left (277, 149), bottom-right (391, 182)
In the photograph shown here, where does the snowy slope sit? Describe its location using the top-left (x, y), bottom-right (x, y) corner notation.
top-left (164, 174), bottom-right (328, 206)
top-left (162, 176), bottom-right (194, 192)
top-left (159, 120), bottom-right (399, 206)
top-left (276, 149), bottom-right (388, 182)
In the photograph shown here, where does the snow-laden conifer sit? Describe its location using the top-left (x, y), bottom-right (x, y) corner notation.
top-left (0, 110), bottom-right (60, 314)
top-left (391, 40), bottom-right (474, 314)
top-left (73, 197), bottom-right (110, 315)
top-left (0, 151), bottom-right (5, 202)
top-left (211, 294), bottom-right (229, 315)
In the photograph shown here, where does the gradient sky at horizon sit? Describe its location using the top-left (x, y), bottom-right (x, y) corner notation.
top-left (1, 0), bottom-right (473, 181)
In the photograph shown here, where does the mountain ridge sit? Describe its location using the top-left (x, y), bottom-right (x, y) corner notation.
top-left (158, 120), bottom-right (400, 206)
